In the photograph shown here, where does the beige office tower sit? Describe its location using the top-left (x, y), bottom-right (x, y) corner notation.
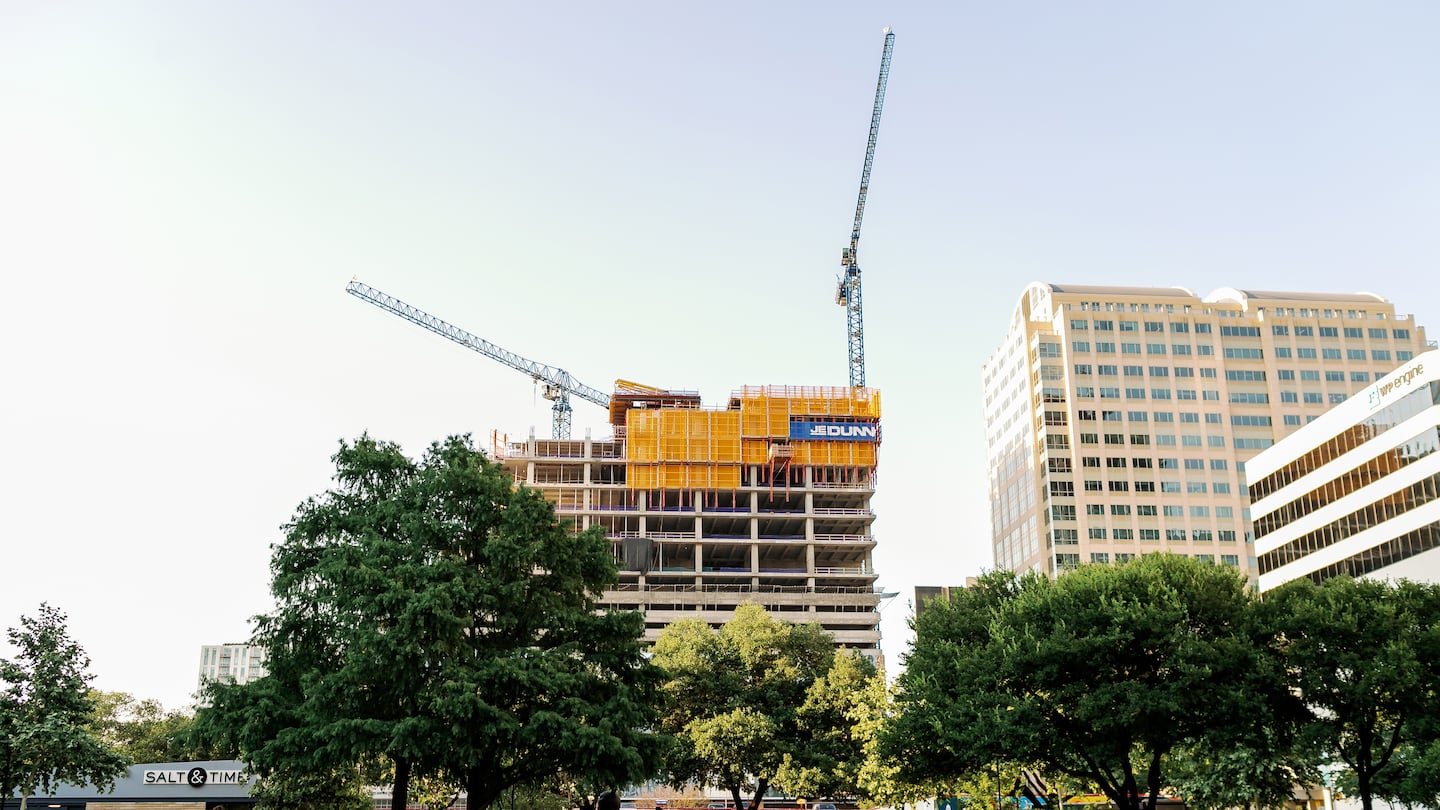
top-left (493, 382), bottom-right (884, 661)
top-left (983, 283), bottom-right (1430, 578)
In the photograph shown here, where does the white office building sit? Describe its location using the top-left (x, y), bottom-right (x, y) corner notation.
top-left (1247, 351), bottom-right (1440, 591)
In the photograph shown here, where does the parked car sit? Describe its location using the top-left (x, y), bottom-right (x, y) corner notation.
top-left (815, 803), bottom-right (837, 810)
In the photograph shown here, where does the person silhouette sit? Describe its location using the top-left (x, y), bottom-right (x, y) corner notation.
top-left (598, 791), bottom-right (621, 810)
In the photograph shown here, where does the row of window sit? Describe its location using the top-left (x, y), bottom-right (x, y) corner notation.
top-left (1069, 347), bottom-right (1410, 366)
top-left (1074, 386), bottom-right (1348, 406)
top-left (1257, 473), bottom-right (1440, 575)
top-left (1051, 431), bottom-right (1277, 451)
top-left (1053, 479), bottom-right (1235, 495)
top-left (1050, 504), bottom-right (1244, 522)
top-left (1073, 364), bottom-right (1399, 382)
top-left (1056, 552), bottom-right (1242, 571)
top-left (1066, 501), bottom-right (1238, 518)
top-left (1249, 382), bottom-right (1440, 501)
top-left (1272, 325), bottom-right (1410, 339)
top-left (1068, 319), bottom-right (1410, 338)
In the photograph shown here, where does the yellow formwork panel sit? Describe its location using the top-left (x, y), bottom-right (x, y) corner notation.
top-left (625, 410), bottom-right (741, 464)
top-left (627, 463), bottom-right (742, 490)
top-left (736, 386), bottom-right (881, 438)
top-left (792, 441), bottom-right (879, 467)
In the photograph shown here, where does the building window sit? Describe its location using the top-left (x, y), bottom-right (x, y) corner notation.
top-left (1281, 391), bottom-right (1299, 403)
top-left (1089, 528), bottom-right (1108, 540)
top-left (1139, 530), bottom-right (1160, 541)
top-left (1137, 504), bottom-right (1158, 516)
top-left (1163, 505), bottom-right (1184, 517)
top-left (1077, 386), bottom-right (1096, 397)
top-left (1187, 481), bottom-right (1208, 493)
top-left (1097, 342), bottom-right (1116, 353)
top-left (1232, 415), bottom-right (1273, 427)
top-left (1070, 319), bottom-right (1089, 330)
top-left (1192, 530), bottom-right (1214, 542)
top-left (1212, 482), bottom-right (1231, 494)
top-left (1108, 480), bottom-right (1130, 492)
top-left (1056, 553), bottom-right (1081, 571)
top-left (1072, 341), bottom-right (1091, 352)
top-left (1351, 371), bottom-right (1371, 382)
top-left (1225, 370), bottom-right (1267, 381)
top-left (1091, 552), bottom-right (1111, 564)
top-left (1098, 364), bottom-right (1118, 375)
top-left (1111, 504), bottom-right (1131, 515)
top-left (1086, 504), bottom-right (1105, 516)
top-left (1223, 347), bottom-right (1264, 359)
top-left (1296, 325), bottom-right (1315, 337)
top-left (1134, 481), bottom-right (1156, 492)
top-left (1084, 479), bottom-right (1103, 491)
top-left (1166, 529), bottom-right (1187, 541)
top-left (1161, 481), bottom-right (1182, 493)
top-left (1172, 344), bottom-right (1192, 355)
top-left (1221, 554), bottom-right (1239, 566)
top-left (1372, 350), bottom-right (1391, 361)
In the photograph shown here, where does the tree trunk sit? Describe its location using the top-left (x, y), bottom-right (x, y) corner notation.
top-left (391, 756), bottom-right (411, 810)
top-left (465, 768), bottom-right (501, 810)
top-left (749, 777), bottom-right (769, 810)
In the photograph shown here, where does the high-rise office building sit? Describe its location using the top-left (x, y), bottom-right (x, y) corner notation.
top-left (983, 283), bottom-right (1430, 578)
top-left (1248, 351), bottom-right (1440, 591)
top-left (494, 382), bottom-right (884, 661)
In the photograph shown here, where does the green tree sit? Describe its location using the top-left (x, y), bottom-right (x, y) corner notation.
top-left (652, 603), bottom-right (879, 809)
top-left (0, 604), bottom-right (127, 807)
top-left (246, 767), bottom-right (374, 810)
top-left (88, 691), bottom-right (200, 763)
top-left (887, 557), bottom-right (1293, 810)
top-left (194, 434), bottom-right (664, 810)
top-left (1262, 576), bottom-right (1440, 810)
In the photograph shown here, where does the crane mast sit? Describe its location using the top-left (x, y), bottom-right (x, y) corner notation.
top-left (836, 26), bottom-right (894, 389)
top-left (346, 280), bottom-right (610, 440)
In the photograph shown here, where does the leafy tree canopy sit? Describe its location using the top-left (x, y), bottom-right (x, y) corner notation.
top-left (652, 604), bottom-right (883, 809)
top-left (1261, 576), bottom-right (1440, 810)
top-left (886, 557), bottom-right (1295, 810)
top-left (0, 603), bottom-right (127, 803)
top-left (193, 434), bottom-right (665, 810)
top-left (88, 691), bottom-right (203, 764)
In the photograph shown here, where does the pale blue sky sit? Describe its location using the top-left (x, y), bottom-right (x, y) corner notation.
top-left (2, 2), bottom-right (1437, 709)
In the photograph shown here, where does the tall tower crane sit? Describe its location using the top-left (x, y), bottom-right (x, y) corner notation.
top-left (835, 27), bottom-right (894, 389)
top-left (346, 280), bottom-right (610, 440)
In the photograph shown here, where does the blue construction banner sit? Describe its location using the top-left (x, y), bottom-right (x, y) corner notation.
top-left (788, 420), bottom-right (880, 441)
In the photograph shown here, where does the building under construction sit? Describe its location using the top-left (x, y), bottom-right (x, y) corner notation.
top-left (492, 380), bottom-right (884, 660)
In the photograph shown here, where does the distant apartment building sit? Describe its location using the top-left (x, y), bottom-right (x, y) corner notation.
top-left (983, 283), bottom-right (1430, 579)
top-left (197, 643), bottom-right (267, 691)
top-left (1248, 351), bottom-right (1440, 591)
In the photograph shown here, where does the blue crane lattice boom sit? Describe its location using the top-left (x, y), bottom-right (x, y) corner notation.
top-left (835, 26), bottom-right (894, 389)
top-left (346, 280), bottom-right (610, 440)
